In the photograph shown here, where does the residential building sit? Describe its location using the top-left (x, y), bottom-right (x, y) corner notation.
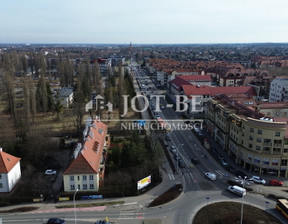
top-left (63, 118), bottom-right (110, 192)
top-left (97, 58), bottom-right (112, 76)
top-left (0, 148), bottom-right (21, 192)
top-left (269, 77), bottom-right (288, 102)
top-left (58, 87), bottom-right (74, 108)
top-left (206, 94), bottom-right (288, 177)
top-left (168, 78), bottom-right (256, 119)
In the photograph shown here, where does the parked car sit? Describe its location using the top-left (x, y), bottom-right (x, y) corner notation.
top-left (220, 158), bottom-right (228, 166)
top-left (47, 218), bottom-right (65, 224)
top-left (235, 170), bottom-right (247, 179)
top-left (204, 172), bottom-right (216, 180)
top-left (191, 157), bottom-right (199, 164)
top-left (178, 159), bottom-right (186, 168)
top-left (170, 145), bottom-right (177, 154)
top-left (249, 176), bottom-right (266, 184)
top-left (269, 179), bottom-right (283, 186)
top-left (45, 169), bottom-right (56, 175)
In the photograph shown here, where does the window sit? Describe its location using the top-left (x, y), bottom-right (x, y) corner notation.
top-left (0, 174), bottom-right (2, 179)
top-left (281, 159), bottom-right (288, 166)
top-left (77, 176), bottom-right (80, 181)
top-left (89, 175), bottom-right (94, 180)
top-left (0, 183), bottom-right (2, 188)
top-left (249, 143), bottom-right (253, 149)
top-left (89, 184), bottom-right (94, 189)
top-left (257, 138), bottom-right (261, 143)
top-left (250, 128), bottom-right (254, 133)
top-left (83, 184), bottom-right (87, 190)
top-left (70, 176), bottom-right (74, 181)
top-left (258, 130), bottom-right (262, 135)
top-left (70, 185), bottom-right (75, 190)
top-left (256, 146), bottom-right (261, 151)
top-left (83, 175), bottom-right (87, 181)
top-left (249, 136), bottom-right (253, 141)
top-left (275, 132), bottom-right (280, 137)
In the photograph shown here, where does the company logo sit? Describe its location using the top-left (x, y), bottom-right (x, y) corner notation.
top-left (90, 94), bottom-right (204, 131)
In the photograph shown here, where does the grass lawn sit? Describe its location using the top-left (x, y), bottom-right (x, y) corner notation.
top-left (193, 201), bottom-right (282, 224)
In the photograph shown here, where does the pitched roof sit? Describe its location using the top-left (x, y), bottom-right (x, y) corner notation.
top-left (63, 119), bottom-right (107, 175)
top-left (170, 76), bottom-right (191, 91)
top-left (0, 150), bottom-right (21, 173)
top-left (178, 75), bottom-right (212, 82)
top-left (182, 85), bottom-right (256, 97)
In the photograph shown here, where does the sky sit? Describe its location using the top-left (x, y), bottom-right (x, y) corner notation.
top-left (1, 0), bottom-right (288, 44)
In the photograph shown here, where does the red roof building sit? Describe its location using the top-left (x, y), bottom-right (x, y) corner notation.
top-left (0, 148), bottom-right (21, 192)
top-left (63, 119), bottom-right (110, 192)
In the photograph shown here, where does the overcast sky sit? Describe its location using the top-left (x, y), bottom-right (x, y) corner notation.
top-left (1, 0), bottom-right (288, 44)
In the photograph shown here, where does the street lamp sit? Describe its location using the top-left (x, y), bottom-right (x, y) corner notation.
top-left (239, 176), bottom-right (247, 224)
top-left (73, 188), bottom-right (79, 224)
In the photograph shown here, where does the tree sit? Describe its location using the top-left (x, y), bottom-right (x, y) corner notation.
top-left (36, 75), bottom-right (48, 113)
top-left (54, 92), bottom-right (63, 121)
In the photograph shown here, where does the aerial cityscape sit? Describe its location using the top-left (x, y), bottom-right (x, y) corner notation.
top-left (1, 1), bottom-right (288, 224)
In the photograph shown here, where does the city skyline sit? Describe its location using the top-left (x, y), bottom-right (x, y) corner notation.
top-left (1, 0), bottom-right (288, 44)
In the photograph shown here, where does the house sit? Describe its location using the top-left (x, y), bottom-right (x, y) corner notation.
top-left (63, 118), bottom-right (110, 192)
top-left (58, 87), bottom-right (74, 108)
top-left (0, 148), bottom-right (21, 193)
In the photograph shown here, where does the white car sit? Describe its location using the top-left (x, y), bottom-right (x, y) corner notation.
top-left (170, 145), bottom-right (177, 154)
top-left (205, 172), bottom-right (216, 180)
top-left (45, 169), bottom-right (56, 175)
top-left (249, 176), bottom-right (265, 184)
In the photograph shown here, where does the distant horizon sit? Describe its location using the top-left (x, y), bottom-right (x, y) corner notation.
top-left (1, 42), bottom-right (288, 46)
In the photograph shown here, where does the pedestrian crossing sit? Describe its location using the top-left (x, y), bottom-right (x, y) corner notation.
top-left (119, 211), bottom-right (145, 220)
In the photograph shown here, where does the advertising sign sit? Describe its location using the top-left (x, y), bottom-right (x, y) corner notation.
top-left (137, 175), bottom-right (151, 190)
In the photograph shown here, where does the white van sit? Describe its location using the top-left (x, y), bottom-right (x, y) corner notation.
top-left (228, 185), bottom-right (246, 197)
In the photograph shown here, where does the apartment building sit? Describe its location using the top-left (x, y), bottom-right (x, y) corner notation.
top-left (269, 77), bottom-right (288, 102)
top-left (63, 118), bottom-right (110, 192)
top-left (206, 94), bottom-right (288, 177)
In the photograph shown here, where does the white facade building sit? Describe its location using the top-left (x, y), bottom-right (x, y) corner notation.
top-left (269, 78), bottom-right (288, 102)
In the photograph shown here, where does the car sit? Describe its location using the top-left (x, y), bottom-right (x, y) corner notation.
top-left (45, 169), bottom-right (56, 175)
top-left (174, 154), bottom-right (180, 160)
top-left (47, 218), bottom-right (65, 224)
top-left (191, 157), bottom-right (199, 164)
top-left (204, 172), bottom-right (216, 180)
top-left (269, 179), bottom-right (283, 186)
top-left (95, 221), bottom-right (110, 224)
top-left (178, 159), bottom-right (186, 168)
top-left (249, 176), bottom-right (266, 184)
top-left (220, 158), bottom-right (228, 166)
top-left (170, 145), bottom-right (177, 154)
top-left (165, 135), bottom-right (171, 141)
top-left (235, 170), bottom-right (247, 179)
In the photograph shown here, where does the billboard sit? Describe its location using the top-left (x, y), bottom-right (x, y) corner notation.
top-left (137, 175), bottom-right (151, 190)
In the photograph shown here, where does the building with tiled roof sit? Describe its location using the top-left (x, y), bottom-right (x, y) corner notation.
top-left (63, 118), bottom-right (110, 192)
top-left (168, 77), bottom-right (256, 119)
top-left (206, 94), bottom-right (288, 177)
top-left (0, 148), bottom-right (21, 192)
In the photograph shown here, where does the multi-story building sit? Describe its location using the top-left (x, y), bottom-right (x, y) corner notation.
top-left (63, 118), bottom-right (110, 192)
top-left (206, 94), bottom-right (288, 177)
top-left (269, 77), bottom-right (288, 102)
top-left (168, 78), bottom-right (256, 119)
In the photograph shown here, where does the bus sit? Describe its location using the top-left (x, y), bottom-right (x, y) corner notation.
top-left (276, 198), bottom-right (288, 219)
top-left (157, 118), bottom-right (171, 133)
